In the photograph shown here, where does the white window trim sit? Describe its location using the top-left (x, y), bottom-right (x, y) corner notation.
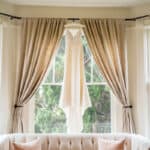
top-left (42, 82), bottom-right (107, 86)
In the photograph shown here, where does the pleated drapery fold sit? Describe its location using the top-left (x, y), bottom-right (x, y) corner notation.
top-left (81, 19), bottom-right (135, 133)
top-left (12, 18), bottom-right (65, 133)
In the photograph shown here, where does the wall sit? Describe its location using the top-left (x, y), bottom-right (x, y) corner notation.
top-left (130, 4), bottom-right (150, 17)
top-left (15, 6), bottom-right (131, 18)
top-left (0, 1), bottom-right (16, 15)
top-left (0, 2), bottom-right (150, 18)
top-left (0, 1), bottom-right (132, 18)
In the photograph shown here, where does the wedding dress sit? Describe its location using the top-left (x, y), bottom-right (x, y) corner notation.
top-left (59, 29), bottom-right (91, 133)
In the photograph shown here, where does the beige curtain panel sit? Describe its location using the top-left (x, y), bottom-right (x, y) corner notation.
top-left (81, 19), bottom-right (135, 133)
top-left (12, 18), bottom-right (65, 133)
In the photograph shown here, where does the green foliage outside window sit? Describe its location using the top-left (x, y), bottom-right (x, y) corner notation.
top-left (35, 85), bottom-right (67, 133)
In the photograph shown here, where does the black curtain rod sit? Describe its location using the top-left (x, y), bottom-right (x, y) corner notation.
top-left (67, 18), bottom-right (80, 21)
top-left (67, 16), bottom-right (150, 21)
top-left (0, 12), bottom-right (149, 21)
top-left (125, 15), bottom-right (150, 21)
top-left (0, 12), bottom-right (22, 20)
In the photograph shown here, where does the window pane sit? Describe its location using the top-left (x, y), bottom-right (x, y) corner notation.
top-left (84, 55), bottom-right (91, 82)
top-left (82, 36), bottom-right (104, 83)
top-left (35, 85), bottom-right (67, 133)
top-left (82, 85), bottom-right (111, 133)
top-left (44, 69), bottom-right (53, 83)
top-left (83, 37), bottom-right (91, 82)
top-left (44, 37), bottom-right (65, 83)
top-left (55, 36), bottom-right (65, 83)
top-left (93, 62), bottom-right (105, 82)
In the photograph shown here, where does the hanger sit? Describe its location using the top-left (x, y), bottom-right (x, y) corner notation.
top-left (65, 22), bottom-right (85, 29)
top-left (64, 21), bottom-right (85, 36)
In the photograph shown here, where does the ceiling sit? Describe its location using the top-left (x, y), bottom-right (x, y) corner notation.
top-left (2, 0), bottom-right (150, 7)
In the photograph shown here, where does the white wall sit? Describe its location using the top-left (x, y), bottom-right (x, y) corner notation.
top-left (0, 1), bottom-right (150, 19)
top-left (15, 6), bottom-right (131, 18)
top-left (0, 1), bottom-right (16, 15)
top-left (130, 4), bottom-right (150, 17)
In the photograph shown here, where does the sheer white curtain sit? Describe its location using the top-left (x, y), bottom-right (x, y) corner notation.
top-left (0, 24), bottom-right (2, 91)
top-left (145, 23), bottom-right (150, 138)
top-left (0, 17), bottom-right (21, 133)
top-left (126, 20), bottom-right (150, 137)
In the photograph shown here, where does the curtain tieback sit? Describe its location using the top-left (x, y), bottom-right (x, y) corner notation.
top-left (14, 104), bottom-right (24, 108)
top-left (123, 105), bottom-right (132, 109)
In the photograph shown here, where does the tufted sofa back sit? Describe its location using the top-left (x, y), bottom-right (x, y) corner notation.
top-left (0, 133), bottom-right (149, 150)
top-left (10, 134), bottom-right (99, 150)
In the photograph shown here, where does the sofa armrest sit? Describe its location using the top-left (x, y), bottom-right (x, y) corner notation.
top-left (131, 134), bottom-right (150, 150)
top-left (0, 135), bottom-right (9, 150)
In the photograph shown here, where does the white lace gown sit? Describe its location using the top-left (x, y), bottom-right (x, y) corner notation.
top-left (59, 29), bottom-right (91, 133)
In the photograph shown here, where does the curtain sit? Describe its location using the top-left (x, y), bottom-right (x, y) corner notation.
top-left (127, 21), bottom-right (149, 136)
top-left (59, 30), bottom-right (91, 133)
top-left (81, 19), bottom-right (135, 133)
top-left (0, 23), bottom-right (2, 98)
top-left (12, 18), bottom-right (65, 133)
top-left (0, 18), bottom-right (21, 133)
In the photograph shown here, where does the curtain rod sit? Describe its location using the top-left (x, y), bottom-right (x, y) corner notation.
top-left (0, 12), bottom-right (22, 20)
top-left (125, 15), bottom-right (150, 21)
top-left (0, 12), bottom-right (149, 21)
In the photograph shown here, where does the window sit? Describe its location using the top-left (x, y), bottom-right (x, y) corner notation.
top-left (34, 35), bottom-right (111, 133)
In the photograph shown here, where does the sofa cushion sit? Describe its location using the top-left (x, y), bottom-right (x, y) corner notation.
top-left (99, 133), bottom-right (131, 150)
top-left (0, 135), bottom-right (9, 150)
top-left (98, 139), bottom-right (125, 150)
top-left (13, 138), bottom-right (41, 150)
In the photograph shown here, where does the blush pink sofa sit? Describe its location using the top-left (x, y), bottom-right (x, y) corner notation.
top-left (0, 133), bottom-right (150, 150)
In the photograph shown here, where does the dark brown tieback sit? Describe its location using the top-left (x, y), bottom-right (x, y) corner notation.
top-left (14, 104), bottom-right (24, 108)
top-left (123, 105), bottom-right (133, 109)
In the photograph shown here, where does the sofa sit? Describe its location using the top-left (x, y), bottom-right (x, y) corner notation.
top-left (0, 133), bottom-right (150, 150)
